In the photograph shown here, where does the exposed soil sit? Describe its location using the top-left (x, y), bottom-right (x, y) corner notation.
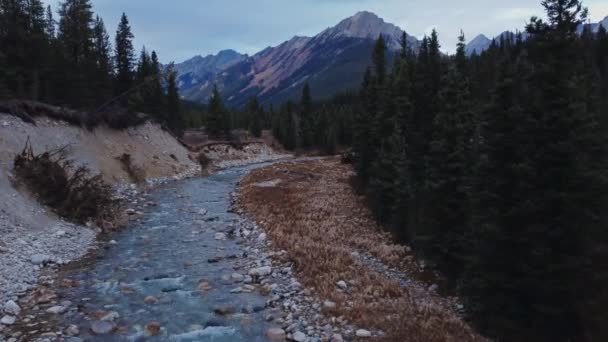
top-left (237, 157), bottom-right (485, 341)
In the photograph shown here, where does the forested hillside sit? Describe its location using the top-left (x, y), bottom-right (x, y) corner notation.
top-left (265, 0), bottom-right (608, 340)
top-left (0, 0), bottom-right (184, 133)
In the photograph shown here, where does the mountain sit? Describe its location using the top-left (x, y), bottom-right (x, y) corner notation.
top-left (468, 16), bottom-right (607, 56)
top-left (577, 15), bottom-right (608, 33)
top-left (176, 11), bottom-right (419, 107)
top-left (174, 49), bottom-right (247, 96)
top-left (465, 34), bottom-right (491, 56)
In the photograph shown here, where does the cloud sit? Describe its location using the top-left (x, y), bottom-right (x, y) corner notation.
top-left (494, 7), bottom-right (538, 21)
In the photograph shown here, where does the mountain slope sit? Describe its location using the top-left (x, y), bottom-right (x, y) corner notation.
top-left (177, 12), bottom-right (418, 107)
top-left (465, 34), bottom-right (491, 56)
top-left (174, 49), bottom-right (247, 96)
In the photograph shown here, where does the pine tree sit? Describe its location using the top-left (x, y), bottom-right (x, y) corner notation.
top-left (246, 96), bottom-right (262, 138)
top-left (149, 50), bottom-right (164, 117)
top-left (44, 5), bottom-right (54, 38)
top-left (165, 65), bottom-right (182, 135)
top-left (91, 15), bottom-right (112, 104)
top-left (299, 82), bottom-right (314, 148)
top-left (207, 85), bottom-right (228, 138)
top-left (114, 12), bottom-right (135, 96)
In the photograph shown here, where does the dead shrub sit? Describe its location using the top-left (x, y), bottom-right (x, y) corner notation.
top-left (197, 152), bottom-right (211, 170)
top-left (14, 140), bottom-right (115, 223)
top-left (117, 153), bottom-right (146, 184)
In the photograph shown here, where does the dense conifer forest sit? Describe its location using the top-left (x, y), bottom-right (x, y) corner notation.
top-left (266, 0), bottom-right (608, 340)
top-left (0, 0), bottom-right (183, 132)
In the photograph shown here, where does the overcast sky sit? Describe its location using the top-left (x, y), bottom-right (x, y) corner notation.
top-left (43, 0), bottom-right (608, 63)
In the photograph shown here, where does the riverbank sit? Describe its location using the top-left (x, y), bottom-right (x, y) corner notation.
top-left (236, 157), bottom-right (485, 341)
top-left (0, 112), bottom-right (288, 338)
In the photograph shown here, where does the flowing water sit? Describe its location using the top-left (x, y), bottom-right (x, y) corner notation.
top-left (52, 164), bottom-right (277, 341)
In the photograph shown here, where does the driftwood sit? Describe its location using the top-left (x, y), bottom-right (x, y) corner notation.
top-left (0, 100), bottom-right (83, 125)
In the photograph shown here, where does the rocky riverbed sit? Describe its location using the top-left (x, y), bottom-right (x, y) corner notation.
top-left (0, 161), bottom-right (354, 342)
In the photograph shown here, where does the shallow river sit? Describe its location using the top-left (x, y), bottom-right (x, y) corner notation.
top-left (53, 164), bottom-right (276, 341)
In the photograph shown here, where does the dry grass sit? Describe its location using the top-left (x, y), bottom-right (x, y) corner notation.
top-left (238, 157), bottom-right (485, 342)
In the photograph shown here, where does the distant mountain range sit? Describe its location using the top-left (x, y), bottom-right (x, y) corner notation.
top-left (465, 16), bottom-right (608, 56)
top-left (175, 11), bottom-right (418, 107)
top-left (176, 13), bottom-right (607, 107)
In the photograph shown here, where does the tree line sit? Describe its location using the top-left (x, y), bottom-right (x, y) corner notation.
top-left (0, 0), bottom-right (183, 133)
top-left (267, 0), bottom-right (608, 340)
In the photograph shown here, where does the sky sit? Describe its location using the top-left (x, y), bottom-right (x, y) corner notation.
top-left (43, 0), bottom-right (608, 63)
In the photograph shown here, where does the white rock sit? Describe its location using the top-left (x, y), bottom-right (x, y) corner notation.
top-left (1, 121), bottom-right (8, 127)
top-left (66, 324), bottom-right (80, 336)
top-left (198, 208), bottom-right (208, 215)
top-left (30, 254), bottom-right (50, 265)
top-left (100, 311), bottom-right (120, 321)
top-left (3, 300), bottom-right (20, 315)
top-left (323, 300), bottom-right (336, 309)
top-left (356, 329), bottom-right (372, 337)
top-left (249, 266), bottom-right (272, 277)
top-left (257, 233), bottom-right (267, 242)
top-left (231, 273), bottom-right (244, 282)
top-left (55, 230), bottom-right (67, 237)
top-left (336, 280), bottom-right (348, 290)
top-left (214, 232), bottom-right (227, 240)
top-left (292, 331), bottom-right (307, 342)
top-left (46, 306), bottom-right (67, 314)
top-left (1, 315), bottom-right (16, 325)
top-left (428, 284), bottom-right (439, 292)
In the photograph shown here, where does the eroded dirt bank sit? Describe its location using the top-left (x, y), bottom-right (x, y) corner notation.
top-left (236, 157), bottom-right (484, 341)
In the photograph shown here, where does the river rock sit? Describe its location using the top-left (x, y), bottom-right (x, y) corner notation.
top-left (356, 329), bottom-right (372, 337)
top-left (331, 333), bottom-right (344, 342)
top-left (30, 254), bottom-right (50, 265)
top-left (249, 266), bottom-right (272, 277)
top-left (292, 331), bottom-right (307, 341)
top-left (323, 300), bottom-right (336, 309)
top-left (266, 327), bottom-right (286, 340)
top-left (214, 233), bottom-right (227, 240)
top-left (145, 321), bottom-right (161, 335)
top-left (91, 320), bottom-right (115, 335)
top-left (336, 281), bottom-right (348, 290)
top-left (231, 273), bottom-right (244, 282)
top-left (3, 300), bottom-right (20, 315)
top-left (257, 233), bottom-right (267, 242)
top-left (144, 296), bottom-right (158, 304)
top-left (66, 324), bottom-right (80, 336)
top-left (213, 306), bottom-right (235, 316)
top-left (100, 311), bottom-right (120, 321)
top-left (46, 305), bottom-right (67, 314)
top-left (1, 315), bottom-right (16, 325)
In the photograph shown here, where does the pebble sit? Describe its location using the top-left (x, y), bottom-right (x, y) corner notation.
top-left (249, 266), bottom-right (272, 277)
top-left (266, 327), bottom-right (286, 340)
top-left (46, 305), bottom-right (67, 314)
top-left (144, 296), bottom-right (159, 304)
top-left (30, 254), bottom-right (50, 265)
top-left (214, 232), bottom-right (227, 240)
top-left (3, 300), bottom-right (20, 315)
top-left (90, 320), bottom-right (115, 335)
top-left (1, 315), bottom-right (16, 325)
top-left (336, 280), bottom-right (348, 290)
top-left (231, 273), bottom-right (245, 282)
top-left (323, 300), bottom-right (336, 309)
top-left (356, 329), bottom-right (372, 337)
top-left (145, 321), bottom-right (161, 335)
top-left (292, 331), bottom-right (307, 341)
top-left (65, 324), bottom-right (80, 336)
top-left (331, 333), bottom-right (344, 342)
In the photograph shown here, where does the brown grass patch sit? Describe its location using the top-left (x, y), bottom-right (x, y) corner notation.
top-left (238, 157), bottom-right (485, 342)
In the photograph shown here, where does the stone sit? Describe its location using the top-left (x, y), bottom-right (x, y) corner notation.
top-left (231, 273), bottom-right (244, 282)
top-left (198, 208), bottom-right (208, 215)
top-left (66, 324), bottom-right (80, 336)
top-left (198, 281), bottom-right (213, 291)
top-left (323, 300), bottom-right (336, 309)
top-left (55, 230), bottom-right (67, 237)
top-left (214, 233), bottom-right (227, 240)
top-left (100, 311), bottom-right (120, 321)
top-left (356, 329), bottom-right (372, 337)
top-left (3, 300), bottom-right (20, 315)
top-left (145, 321), bottom-right (161, 335)
top-left (292, 331), bottom-right (307, 342)
top-left (336, 281), bottom-right (348, 290)
top-left (428, 284), bottom-right (439, 292)
top-left (213, 306), bottom-right (235, 316)
top-left (144, 296), bottom-right (158, 304)
top-left (266, 327), bottom-right (286, 340)
top-left (249, 266), bottom-right (272, 277)
top-left (46, 306), bottom-right (67, 314)
top-left (1, 315), bottom-right (16, 325)
top-left (90, 320), bottom-right (115, 335)
top-left (331, 333), bottom-right (344, 342)
top-left (30, 254), bottom-right (50, 265)
top-left (257, 233), bottom-right (267, 242)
